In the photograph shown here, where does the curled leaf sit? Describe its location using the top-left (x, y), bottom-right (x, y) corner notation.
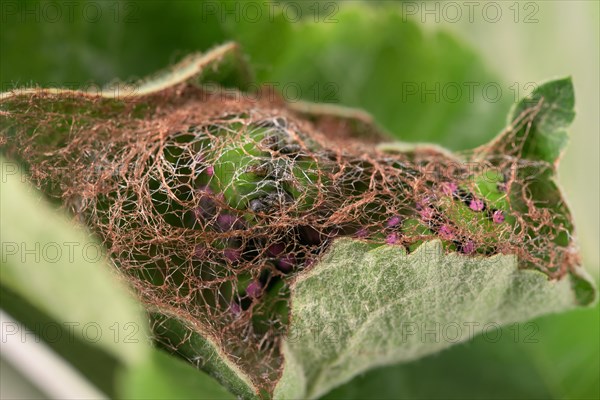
top-left (1, 45), bottom-right (595, 399)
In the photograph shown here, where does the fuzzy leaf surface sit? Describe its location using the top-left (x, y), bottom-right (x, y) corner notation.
top-left (275, 239), bottom-right (589, 399)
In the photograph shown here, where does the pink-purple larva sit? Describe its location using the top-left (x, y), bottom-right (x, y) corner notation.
top-left (206, 165), bottom-right (215, 176)
top-left (438, 224), bottom-right (454, 240)
top-left (419, 206), bottom-right (435, 221)
top-left (224, 248), bottom-right (242, 262)
top-left (195, 185), bottom-right (216, 220)
top-left (276, 255), bottom-right (295, 273)
top-left (461, 240), bottom-right (476, 254)
top-left (386, 215), bottom-right (402, 228)
top-left (416, 197), bottom-right (432, 210)
top-left (267, 243), bottom-right (285, 257)
top-left (492, 210), bottom-right (505, 224)
top-left (355, 227), bottom-right (369, 238)
top-left (469, 198), bottom-right (484, 212)
top-left (441, 182), bottom-right (458, 196)
top-left (216, 213), bottom-right (242, 231)
top-left (386, 232), bottom-right (399, 245)
top-left (193, 244), bottom-right (207, 260)
top-left (229, 302), bottom-right (242, 317)
top-left (246, 280), bottom-right (263, 299)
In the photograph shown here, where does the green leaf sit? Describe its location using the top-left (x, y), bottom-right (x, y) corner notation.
top-left (149, 314), bottom-right (258, 399)
top-left (486, 77), bottom-right (575, 164)
top-left (518, 301), bottom-right (600, 400)
top-left (321, 330), bottom-right (555, 400)
top-left (0, 1), bottom-right (230, 88)
top-left (321, 299), bottom-right (599, 400)
top-left (0, 157), bottom-right (148, 366)
top-left (226, 3), bottom-right (511, 149)
top-left (0, 284), bottom-right (122, 397)
top-left (274, 239), bottom-right (592, 399)
top-left (118, 348), bottom-right (235, 400)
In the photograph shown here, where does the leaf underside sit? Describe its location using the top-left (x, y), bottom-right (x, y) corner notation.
top-left (275, 239), bottom-right (588, 399)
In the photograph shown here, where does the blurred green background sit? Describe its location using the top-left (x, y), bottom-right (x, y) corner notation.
top-left (1, 1), bottom-right (598, 399)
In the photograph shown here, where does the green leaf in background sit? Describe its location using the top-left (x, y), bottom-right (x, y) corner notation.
top-left (0, 284), bottom-right (123, 397)
top-left (519, 303), bottom-right (600, 399)
top-left (322, 303), bottom-right (599, 400)
top-left (0, 1), bottom-right (510, 150)
top-left (118, 348), bottom-right (235, 400)
top-left (0, 1), bottom-right (229, 87)
top-left (225, 2), bottom-right (512, 149)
